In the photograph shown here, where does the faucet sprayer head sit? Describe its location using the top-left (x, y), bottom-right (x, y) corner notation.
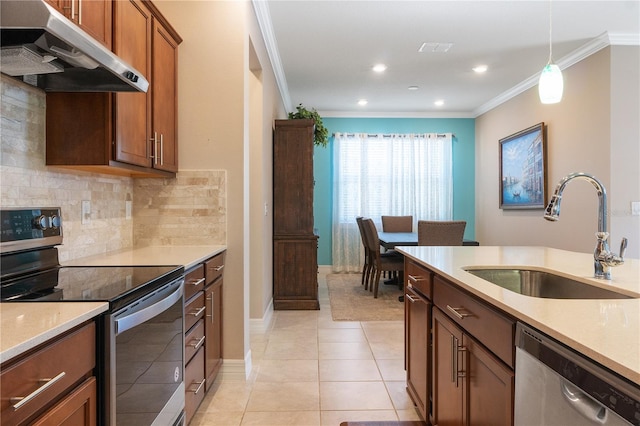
top-left (544, 194), bottom-right (561, 221)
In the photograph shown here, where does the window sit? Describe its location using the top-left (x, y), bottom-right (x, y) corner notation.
top-left (332, 132), bottom-right (453, 272)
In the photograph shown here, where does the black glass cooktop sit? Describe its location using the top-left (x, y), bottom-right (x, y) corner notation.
top-left (1, 265), bottom-right (184, 311)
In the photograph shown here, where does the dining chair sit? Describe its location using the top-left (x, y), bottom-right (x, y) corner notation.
top-left (417, 220), bottom-right (467, 246)
top-left (356, 217), bottom-right (373, 289)
top-left (381, 215), bottom-right (413, 233)
top-left (363, 218), bottom-right (404, 298)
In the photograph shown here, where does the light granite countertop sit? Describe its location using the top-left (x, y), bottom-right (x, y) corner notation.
top-left (0, 302), bottom-right (108, 364)
top-left (397, 245), bottom-right (640, 386)
top-left (63, 245), bottom-right (226, 270)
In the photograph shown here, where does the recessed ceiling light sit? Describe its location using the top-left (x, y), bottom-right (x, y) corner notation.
top-left (372, 64), bottom-right (387, 73)
top-left (434, 100), bottom-right (444, 106)
top-left (358, 99), bottom-right (368, 106)
top-left (408, 86), bottom-right (419, 91)
top-left (473, 65), bottom-right (488, 73)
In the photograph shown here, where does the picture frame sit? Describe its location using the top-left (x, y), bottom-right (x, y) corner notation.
top-left (499, 122), bottom-right (547, 209)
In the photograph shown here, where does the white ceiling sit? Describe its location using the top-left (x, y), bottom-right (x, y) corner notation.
top-left (255, 1), bottom-right (640, 117)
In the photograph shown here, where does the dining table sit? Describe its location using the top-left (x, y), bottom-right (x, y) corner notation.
top-left (378, 231), bottom-right (479, 250)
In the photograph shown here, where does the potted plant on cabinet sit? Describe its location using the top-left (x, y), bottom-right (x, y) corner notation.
top-left (288, 104), bottom-right (329, 148)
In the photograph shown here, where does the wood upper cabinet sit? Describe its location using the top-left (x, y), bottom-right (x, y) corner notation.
top-left (45, 0), bottom-right (181, 178)
top-left (114, 0), bottom-right (152, 169)
top-left (150, 19), bottom-right (179, 172)
top-left (45, 0), bottom-right (112, 48)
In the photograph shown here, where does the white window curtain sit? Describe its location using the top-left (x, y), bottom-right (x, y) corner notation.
top-left (332, 132), bottom-right (453, 272)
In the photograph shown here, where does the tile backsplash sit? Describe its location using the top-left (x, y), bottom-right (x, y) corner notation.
top-left (1, 76), bottom-right (226, 262)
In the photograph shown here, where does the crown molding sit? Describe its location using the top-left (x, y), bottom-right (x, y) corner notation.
top-left (252, 0), bottom-right (292, 113)
top-left (473, 32), bottom-right (639, 117)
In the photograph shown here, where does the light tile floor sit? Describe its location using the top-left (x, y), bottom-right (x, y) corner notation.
top-left (190, 272), bottom-right (421, 426)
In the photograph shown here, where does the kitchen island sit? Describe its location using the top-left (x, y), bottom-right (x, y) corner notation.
top-left (398, 245), bottom-right (640, 385)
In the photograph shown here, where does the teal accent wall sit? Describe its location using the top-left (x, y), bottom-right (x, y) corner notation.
top-left (313, 117), bottom-right (476, 266)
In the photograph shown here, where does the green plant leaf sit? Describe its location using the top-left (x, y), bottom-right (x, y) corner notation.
top-left (288, 103), bottom-right (329, 148)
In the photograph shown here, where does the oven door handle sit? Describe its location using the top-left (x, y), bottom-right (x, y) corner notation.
top-left (115, 280), bottom-right (183, 335)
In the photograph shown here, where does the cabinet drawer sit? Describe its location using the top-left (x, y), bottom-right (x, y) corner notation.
top-left (185, 292), bottom-right (205, 332)
top-left (0, 323), bottom-right (95, 426)
top-left (433, 276), bottom-right (515, 367)
top-left (185, 347), bottom-right (205, 425)
top-left (185, 319), bottom-right (205, 365)
top-left (184, 264), bottom-right (206, 301)
top-left (405, 259), bottom-right (433, 299)
top-left (205, 253), bottom-right (225, 285)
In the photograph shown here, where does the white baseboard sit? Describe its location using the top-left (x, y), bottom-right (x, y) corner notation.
top-left (219, 350), bottom-right (253, 381)
top-left (318, 265), bottom-right (332, 274)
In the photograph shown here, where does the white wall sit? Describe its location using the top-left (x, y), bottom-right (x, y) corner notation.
top-left (476, 46), bottom-right (640, 259)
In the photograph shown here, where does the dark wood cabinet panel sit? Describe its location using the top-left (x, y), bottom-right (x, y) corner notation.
top-left (151, 20), bottom-right (179, 172)
top-left (205, 279), bottom-right (223, 391)
top-left (31, 377), bottom-right (97, 426)
top-left (405, 285), bottom-right (430, 421)
top-left (0, 323), bottom-right (96, 426)
top-left (114, 0), bottom-right (152, 168)
top-left (44, 0), bottom-right (181, 178)
top-left (273, 237), bottom-right (319, 310)
top-left (432, 308), bottom-right (464, 426)
top-left (273, 120), bottom-right (319, 310)
top-left (185, 347), bottom-right (205, 426)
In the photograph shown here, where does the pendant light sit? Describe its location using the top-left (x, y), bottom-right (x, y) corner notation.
top-left (539, 0), bottom-right (563, 104)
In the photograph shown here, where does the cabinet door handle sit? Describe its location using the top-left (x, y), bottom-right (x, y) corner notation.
top-left (456, 346), bottom-right (467, 388)
top-left (150, 132), bottom-right (158, 164)
top-left (11, 371), bottom-right (66, 410)
top-left (71, 0), bottom-right (76, 20)
top-left (188, 379), bottom-right (206, 395)
top-left (189, 306), bottom-right (206, 317)
top-left (206, 294), bottom-right (214, 322)
top-left (450, 334), bottom-right (457, 383)
top-left (77, 0), bottom-right (82, 24)
top-left (188, 278), bottom-right (206, 287)
top-left (188, 335), bottom-right (206, 351)
top-left (447, 305), bottom-right (472, 320)
top-left (159, 133), bottom-right (164, 166)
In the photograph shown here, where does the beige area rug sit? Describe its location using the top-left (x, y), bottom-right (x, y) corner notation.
top-left (326, 273), bottom-right (404, 321)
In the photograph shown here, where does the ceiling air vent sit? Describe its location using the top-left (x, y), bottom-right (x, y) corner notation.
top-left (418, 42), bottom-right (453, 53)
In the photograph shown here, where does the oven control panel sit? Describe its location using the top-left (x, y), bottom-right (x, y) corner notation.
top-left (0, 208), bottom-right (62, 253)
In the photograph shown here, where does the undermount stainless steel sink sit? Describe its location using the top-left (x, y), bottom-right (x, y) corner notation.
top-left (464, 268), bottom-right (634, 299)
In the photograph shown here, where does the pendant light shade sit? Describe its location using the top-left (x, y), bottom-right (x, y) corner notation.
top-left (539, 0), bottom-right (563, 104)
top-left (539, 62), bottom-right (563, 104)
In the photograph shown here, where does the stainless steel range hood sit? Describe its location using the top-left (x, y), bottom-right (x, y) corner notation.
top-left (0, 0), bottom-right (148, 92)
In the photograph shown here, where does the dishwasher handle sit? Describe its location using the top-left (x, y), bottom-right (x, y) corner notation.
top-left (561, 380), bottom-right (608, 424)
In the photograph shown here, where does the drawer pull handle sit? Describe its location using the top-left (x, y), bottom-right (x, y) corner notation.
top-left (189, 379), bottom-right (206, 395)
top-left (407, 274), bottom-right (425, 283)
top-left (211, 265), bottom-right (224, 272)
top-left (189, 278), bottom-right (205, 287)
top-left (189, 306), bottom-right (206, 317)
top-left (189, 336), bottom-right (206, 351)
top-left (446, 305), bottom-right (472, 320)
top-left (405, 293), bottom-right (418, 303)
top-left (11, 371), bottom-right (66, 411)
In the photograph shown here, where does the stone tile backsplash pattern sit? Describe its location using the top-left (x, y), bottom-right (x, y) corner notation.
top-left (133, 170), bottom-right (226, 246)
top-left (1, 76), bottom-right (226, 262)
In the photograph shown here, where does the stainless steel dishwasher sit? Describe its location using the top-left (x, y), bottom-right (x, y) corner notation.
top-left (515, 323), bottom-right (640, 425)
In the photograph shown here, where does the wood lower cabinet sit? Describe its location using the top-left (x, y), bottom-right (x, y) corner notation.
top-left (0, 322), bottom-right (97, 426)
top-left (431, 276), bottom-right (515, 426)
top-left (183, 250), bottom-right (225, 423)
top-left (404, 260), bottom-right (515, 425)
top-left (45, 0), bottom-right (181, 178)
top-left (405, 284), bottom-right (430, 420)
top-left (273, 119), bottom-right (319, 310)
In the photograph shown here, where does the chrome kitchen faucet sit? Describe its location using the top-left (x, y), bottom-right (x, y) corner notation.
top-left (544, 172), bottom-right (627, 279)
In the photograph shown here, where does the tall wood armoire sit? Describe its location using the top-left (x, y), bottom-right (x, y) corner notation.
top-left (273, 119), bottom-right (319, 310)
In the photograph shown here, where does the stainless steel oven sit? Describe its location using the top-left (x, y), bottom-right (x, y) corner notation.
top-left (0, 207), bottom-right (186, 425)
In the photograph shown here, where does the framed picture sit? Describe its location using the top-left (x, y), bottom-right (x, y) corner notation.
top-left (499, 123), bottom-right (547, 209)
